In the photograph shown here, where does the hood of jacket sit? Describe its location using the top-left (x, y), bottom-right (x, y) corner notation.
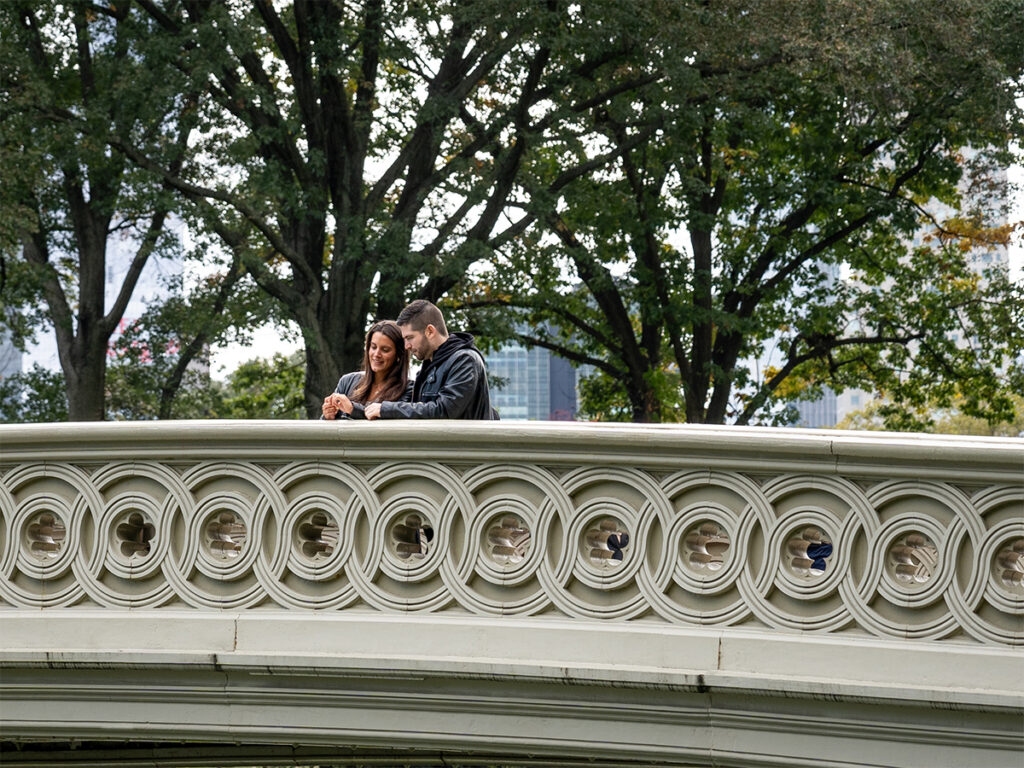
top-left (428, 332), bottom-right (479, 367)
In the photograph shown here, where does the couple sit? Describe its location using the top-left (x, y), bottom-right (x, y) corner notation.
top-left (321, 300), bottom-right (498, 421)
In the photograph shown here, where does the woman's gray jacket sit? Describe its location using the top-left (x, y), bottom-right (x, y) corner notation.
top-left (328, 371), bottom-right (413, 419)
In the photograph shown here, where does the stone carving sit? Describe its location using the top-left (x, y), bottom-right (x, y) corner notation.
top-left (486, 515), bottom-right (531, 565)
top-left (26, 511), bottom-right (65, 559)
top-left (1, 450), bottom-right (1021, 646)
top-left (684, 521), bottom-right (730, 572)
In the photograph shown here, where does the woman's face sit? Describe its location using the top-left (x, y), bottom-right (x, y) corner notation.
top-left (368, 331), bottom-right (398, 375)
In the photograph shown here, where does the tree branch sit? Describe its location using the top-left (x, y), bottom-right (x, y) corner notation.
top-left (158, 251), bottom-right (245, 419)
top-left (736, 330), bottom-right (927, 425)
top-left (513, 332), bottom-right (622, 378)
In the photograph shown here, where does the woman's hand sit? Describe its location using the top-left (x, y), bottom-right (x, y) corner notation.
top-left (321, 394), bottom-right (340, 420)
top-left (335, 394), bottom-right (354, 415)
top-left (322, 393), bottom-right (355, 420)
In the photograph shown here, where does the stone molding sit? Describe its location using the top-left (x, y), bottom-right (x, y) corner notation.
top-left (2, 611), bottom-right (1023, 767)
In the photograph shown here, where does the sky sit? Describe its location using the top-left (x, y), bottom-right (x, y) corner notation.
top-left (209, 323), bottom-right (302, 379)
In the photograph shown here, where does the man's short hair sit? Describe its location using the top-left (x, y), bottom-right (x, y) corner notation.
top-left (396, 299), bottom-right (448, 336)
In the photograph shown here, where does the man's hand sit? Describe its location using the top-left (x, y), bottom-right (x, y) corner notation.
top-left (365, 402), bottom-right (382, 420)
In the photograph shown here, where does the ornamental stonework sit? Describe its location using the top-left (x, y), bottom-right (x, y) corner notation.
top-left (2, 454), bottom-right (1020, 645)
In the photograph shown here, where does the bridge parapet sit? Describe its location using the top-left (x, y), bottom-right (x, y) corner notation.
top-left (2, 421), bottom-right (1021, 642)
top-left (1, 421), bottom-right (1022, 767)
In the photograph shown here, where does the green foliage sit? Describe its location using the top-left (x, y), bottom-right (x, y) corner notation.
top-left (0, 350), bottom-right (308, 422)
top-left (0, 352), bottom-right (220, 423)
top-left (467, 0), bottom-right (1024, 424)
top-left (576, 372), bottom-right (633, 423)
top-left (0, 0), bottom-right (198, 420)
top-left (577, 366), bottom-right (687, 423)
top-left (215, 353), bottom-right (306, 420)
top-left (105, 261), bottom-right (281, 419)
top-left (4, 0), bottom-right (1022, 428)
top-left (837, 394), bottom-right (1024, 437)
top-left (105, 358), bottom-right (218, 421)
top-left (60, 0), bottom-right (680, 416)
top-left (0, 365), bottom-right (68, 423)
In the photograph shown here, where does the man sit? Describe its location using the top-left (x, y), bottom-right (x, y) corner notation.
top-left (365, 300), bottom-right (498, 420)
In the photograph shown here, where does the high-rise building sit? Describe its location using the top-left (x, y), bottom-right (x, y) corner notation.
top-left (485, 343), bottom-right (577, 420)
top-left (0, 331), bottom-right (22, 381)
top-left (793, 386), bottom-right (838, 428)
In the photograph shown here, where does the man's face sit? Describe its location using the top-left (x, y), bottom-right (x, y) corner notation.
top-left (401, 325), bottom-right (434, 361)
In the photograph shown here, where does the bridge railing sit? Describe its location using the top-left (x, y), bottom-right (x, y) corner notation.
top-left (2, 421), bottom-right (1023, 767)
top-left (1, 420), bottom-right (1020, 645)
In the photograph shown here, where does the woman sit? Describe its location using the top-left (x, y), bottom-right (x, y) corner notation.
top-left (321, 320), bottom-right (412, 420)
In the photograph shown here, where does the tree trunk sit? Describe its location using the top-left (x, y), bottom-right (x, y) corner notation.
top-left (628, 382), bottom-right (663, 423)
top-left (64, 371), bottom-right (106, 421)
top-left (62, 341), bottom-right (107, 422)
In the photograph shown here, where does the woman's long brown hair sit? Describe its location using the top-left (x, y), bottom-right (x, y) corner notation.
top-left (351, 320), bottom-right (409, 404)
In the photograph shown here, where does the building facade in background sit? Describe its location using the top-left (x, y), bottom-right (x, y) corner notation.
top-left (792, 386), bottom-right (838, 428)
top-left (485, 343), bottom-right (577, 421)
top-left (0, 332), bottom-right (22, 382)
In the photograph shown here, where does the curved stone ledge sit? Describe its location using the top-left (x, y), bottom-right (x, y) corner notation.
top-left (3, 610), bottom-right (1022, 707)
top-left (2, 420), bottom-right (1023, 481)
top-left (2, 611), bottom-right (1022, 767)
top-left (3, 661), bottom-right (1017, 768)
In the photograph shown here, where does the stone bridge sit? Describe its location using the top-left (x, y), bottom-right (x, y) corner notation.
top-left (1, 421), bottom-right (1021, 767)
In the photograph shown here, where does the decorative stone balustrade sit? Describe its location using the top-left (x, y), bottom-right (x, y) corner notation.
top-left (1, 421), bottom-right (1021, 645)
top-left (2, 421), bottom-right (1022, 768)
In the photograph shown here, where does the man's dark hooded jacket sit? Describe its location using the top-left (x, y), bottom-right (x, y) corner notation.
top-left (380, 332), bottom-right (498, 420)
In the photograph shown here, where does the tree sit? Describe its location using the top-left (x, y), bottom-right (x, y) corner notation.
top-left (467, 0), bottom-right (1024, 424)
top-left (837, 394), bottom-right (1024, 437)
top-left (0, 0), bottom-right (196, 420)
top-left (213, 352), bottom-right (307, 420)
top-left (104, 0), bottom-right (670, 416)
top-left (105, 247), bottom-right (277, 420)
top-left (0, 365), bottom-right (68, 423)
